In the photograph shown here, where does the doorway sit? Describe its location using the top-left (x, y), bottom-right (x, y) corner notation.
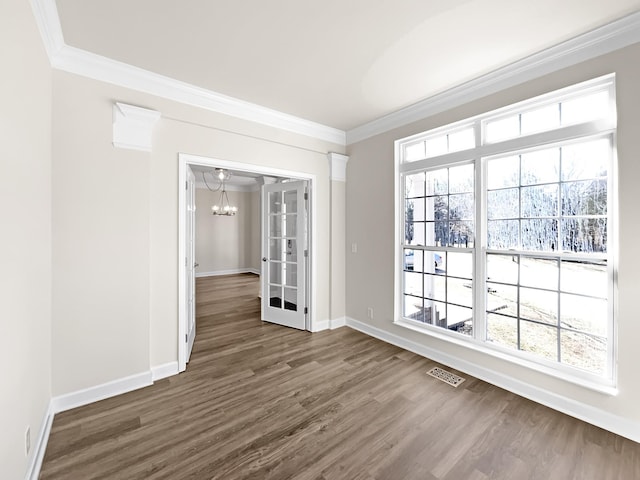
top-left (177, 153), bottom-right (316, 372)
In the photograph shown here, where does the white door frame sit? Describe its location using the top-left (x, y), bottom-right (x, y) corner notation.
top-left (177, 152), bottom-right (317, 372)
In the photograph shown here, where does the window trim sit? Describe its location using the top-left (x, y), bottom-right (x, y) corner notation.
top-left (394, 74), bottom-right (617, 392)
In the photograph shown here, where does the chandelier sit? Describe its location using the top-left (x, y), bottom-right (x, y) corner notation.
top-left (203, 169), bottom-right (237, 216)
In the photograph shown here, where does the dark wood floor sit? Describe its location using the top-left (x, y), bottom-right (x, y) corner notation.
top-left (40, 273), bottom-right (640, 479)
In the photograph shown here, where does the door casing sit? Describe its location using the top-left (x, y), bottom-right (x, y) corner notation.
top-left (177, 153), bottom-right (316, 372)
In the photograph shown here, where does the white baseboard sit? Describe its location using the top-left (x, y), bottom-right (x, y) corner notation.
top-left (345, 316), bottom-right (640, 444)
top-left (311, 317), bottom-right (346, 332)
top-left (28, 366), bottom-right (176, 479)
top-left (51, 371), bottom-right (153, 414)
top-left (25, 403), bottom-right (54, 480)
top-left (151, 361), bottom-right (179, 381)
top-left (196, 268), bottom-right (260, 278)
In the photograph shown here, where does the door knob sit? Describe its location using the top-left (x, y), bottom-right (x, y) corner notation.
top-left (194, 262), bottom-right (199, 268)
top-left (262, 257), bottom-right (267, 262)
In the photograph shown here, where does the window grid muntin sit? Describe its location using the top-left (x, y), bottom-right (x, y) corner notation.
top-left (397, 75), bottom-right (615, 383)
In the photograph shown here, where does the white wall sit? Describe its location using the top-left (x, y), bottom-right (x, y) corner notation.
top-left (50, 69), bottom-right (345, 392)
top-left (195, 187), bottom-right (259, 275)
top-left (346, 42), bottom-right (640, 432)
top-left (0, 1), bottom-right (52, 478)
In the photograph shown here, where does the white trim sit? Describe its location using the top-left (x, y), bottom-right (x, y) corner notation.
top-left (196, 268), bottom-right (260, 278)
top-left (112, 102), bottom-right (160, 152)
top-left (311, 317), bottom-right (346, 332)
top-left (50, 371), bottom-right (152, 414)
top-left (25, 403), bottom-right (54, 480)
top-left (28, 0), bottom-right (64, 61)
top-left (346, 12), bottom-right (640, 144)
top-left (345, 317), bottom-right (640, 444)
top-left (151, 362), bottom-right (180, 381)
top-left (327, 152), bottom-right (349, 182)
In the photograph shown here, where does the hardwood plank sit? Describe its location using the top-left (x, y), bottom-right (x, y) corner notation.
top-left (40, 273), bottom-right (640, 479)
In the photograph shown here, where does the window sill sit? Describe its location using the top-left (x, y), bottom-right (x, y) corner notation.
top-left (394, 317), bottom-right (618, 396)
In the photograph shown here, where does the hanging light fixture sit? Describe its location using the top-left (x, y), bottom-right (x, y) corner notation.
top-left (203, 169), bottom-right (237, 216)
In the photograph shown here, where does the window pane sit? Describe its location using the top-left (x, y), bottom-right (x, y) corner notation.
top-left (413, 199), bottom-right (426, 226)
top-left (448, 221), bottom-right (474, 248)
top-left (407, 198), bottom-right (425, 224)
top-left (425, 221), bottom-right (447, 247)
top-left (426, 169), bottom-right (448, 195)
top-left (487, 156), bottom-right (519, 189)
top-left (520, 287), bottom-right (558, 325)
top-left (487, 189), bottom-right (519, 219)
top-left (403, 249), bottom-right (416, 271)
top-left (487, 313), bottom-right (518, 349)
top-left (561, 180), bottom-right (607, 216)
top-left (560, 260), bottom-right (607, 297)
top-left (269, 285), bottom-right (283, 308)
top-left (521, 103), bottom-right (560, 136)
top-left (520, 321), bottom-right (558, 362)
top-left (425, 135), bottom-right (448, 158)
top-left (447, 305), bottom-right (473, 335)
top-left (449, 193), bottom-right (474, 220)
top-left (409, 222), bottom-right (425, 246)
top-left (425, 196), bottom-right (447, 221)
top-left (404, 271), bottom-right (422, 297)
top-left (520, 257), bottom-right (558, 290)
top-left (561, 139), bottom-right (609, 181)
top-left (284, 287), bottom-right (297, 311)
top-left (561, 90), bottom-right (609, 126)
top-left (449, 164), bottom-right (474, 194)
top-left (521, 219), bottom-right (558, 252)
top-left (269, 262), bottom-right (282, 284)
top-left (269, 239), bottom-right (283, 261)
top-left (404, 295), bottom-right (424, 321)
top-left (411, 249), bottom-right (425, 273)
top-left (285, 214), bottom-right (297, 237)
top-left (488, 220), bottom-right (519, 249)
top-left (486, 115), bottom-right (519, 143)
top-left (487, 282), bottom-right (518, 317)
top-left (270, 215), bottom-right (282, 237)
top-left (423, 250), bottom-right (445, 274)
top-left (560, 294), bottom-right (608, 337)
top-left (448, 277), bottom-right (473, 307)
top-left (561, 218), bottom-right (607, 253)
top-left (405, 141), bottom-right (426, 162)
top-left (424, 273), bottom-right (446, 302)
top-left (487, 253), bottom-right (519, 284)
top-left (424, 300), bottom-right (447, 328)
top-left (447, 252), bottom-right (472, 278)
top-left (521, 185), bottom-right (558, 217)
top-left (406, 172), bottom-right (425, 197)
top-left (521, 148), bottom-right (559, 185)
top-left (560, 330), bottom-right (606, 374)
top-left (448, 128), bottom-right (475, 152)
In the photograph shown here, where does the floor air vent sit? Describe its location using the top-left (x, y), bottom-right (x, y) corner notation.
top-left (426, 367), bottom-right (465, 387)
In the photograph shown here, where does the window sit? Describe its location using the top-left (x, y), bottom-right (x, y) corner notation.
top-left (396, 75), bottom-right (616, 386)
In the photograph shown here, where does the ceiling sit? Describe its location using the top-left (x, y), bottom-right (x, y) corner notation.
top-left (54, 0), bottom-right (640, 132)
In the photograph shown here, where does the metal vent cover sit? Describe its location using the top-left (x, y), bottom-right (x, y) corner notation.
top-left (426, 366), bottom-right (465, 387)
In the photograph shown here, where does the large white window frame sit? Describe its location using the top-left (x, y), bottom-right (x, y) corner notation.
top-left (395, 74), bottom-right (617, 391)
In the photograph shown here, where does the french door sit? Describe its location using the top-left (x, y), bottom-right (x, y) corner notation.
top-left (261, 181), bottom-right (308, 330)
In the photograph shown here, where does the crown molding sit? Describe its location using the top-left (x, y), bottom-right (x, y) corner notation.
top-left (29, 0), bottom-right (346, 146)
top-left (30, 0), bottom-right (640, 148)
top-left (346, 11), bottom-right (640, 145)
top-left (29, 0), bottom-right (64, 59)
